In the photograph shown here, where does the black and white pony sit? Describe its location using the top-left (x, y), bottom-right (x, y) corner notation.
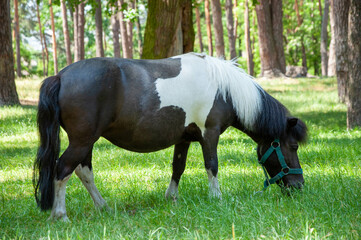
top-left (34, 53), bottom-right (307, 221)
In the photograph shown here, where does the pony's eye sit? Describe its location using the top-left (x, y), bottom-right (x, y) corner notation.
top-left (290, 144), bottom-right (299, 150)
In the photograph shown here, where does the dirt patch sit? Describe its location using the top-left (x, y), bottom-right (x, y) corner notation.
top-left (20, 99), bottom-right (38, 106)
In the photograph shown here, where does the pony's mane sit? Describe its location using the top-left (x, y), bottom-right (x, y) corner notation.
top-left (197, 53), bottom-right (307, 142)
top-left (200, 53), bottom-right (262, 130)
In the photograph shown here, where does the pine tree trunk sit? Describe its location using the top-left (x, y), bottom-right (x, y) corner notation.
top-left (328, 2), bottom-right (336, 76)
top-left (233, 0), bottom-right (238, 53)
top-left (346, 0), bottom-right (361, 129)
top-left (111, 9), bottom-right (121, 58)
top-left (255, 0), bottom-right (285, 77)
top-left (244, 0), bottom-right (254, 76)
top-left (14, 0), bottom-right (21, 77)
top-left (49, 0), bottom-right (58, 74)
top-left (204, 0), bottom-right (213, 56)
top-left (181, 0), bottom-right (194, 53)
top-left (211, 0), bottom-right (225, 57)
top-left (118, 0), bottom-right (132, 58)
top-left (134, 0), bottom-right (143, 56)
top-left (195, 7), bottom-right (204, 52)
top-left (73, 4), bottom-right (79, 62)
top-left (127, 1), bottom-right (134, 58)
top-left (225, 0), bottom-right (236, 59)
top-left (321, 0), bottom-right (330, 76)
top-left (0, 0), bottom-right (19, 106)
top-left (332, 0), bottom-right (349, 103)
top-left (61, 0), bottom-right (72, 65)
top-left (36, 2), bottom-right (46, 76)
top-left (271, 0), bottom-right (286, 73)
top-left (78, 2), bottom-right (85, 60)
top-left (142, 0), bottom-right (194, 59)
top-left (95, 0), bottom-right (104, 57)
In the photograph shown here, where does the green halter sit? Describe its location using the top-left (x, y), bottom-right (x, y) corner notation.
top-left (258, 139), bottom-right (303, 190)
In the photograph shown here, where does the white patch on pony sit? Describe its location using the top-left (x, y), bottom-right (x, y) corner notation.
top-left (75, 165), bottom-right (108, 209)
top-left (165, 179), bottom-right (178, 200)
top-left (155, 53), bottom-right (262, 132)
top-left (155, 53), bottom-right (218, 134)
top-left (207, 169), bottom-right (222, 199)
top-left (49, 175), bottom-right (71, 222)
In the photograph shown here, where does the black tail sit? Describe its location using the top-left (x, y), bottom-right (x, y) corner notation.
top-left (33, 75), bottom-right (61, 210)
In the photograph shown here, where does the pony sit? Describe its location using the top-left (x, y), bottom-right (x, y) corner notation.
top-left (33, 53), bottom-right (307, 221)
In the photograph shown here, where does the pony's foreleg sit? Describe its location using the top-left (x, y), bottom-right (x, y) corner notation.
top-left (165, 141), bottom-right (190, 200)
top-left (201, 129), bottom-right (222, 199)
top-left (75, 165), bottom-right (108, 210)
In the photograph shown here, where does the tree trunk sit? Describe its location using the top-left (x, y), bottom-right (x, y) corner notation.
top-left (328, 2), bottom-right (336, 76)
top-left (271, 0), bottom-right (286, 73)
top-left (255, 0), bottom-right (285, 77)
top-left (142, 0), bottom-right (194, 59)
top-left (95, 0), bottom-right (104, 57)
top-left (346, 0), bottom-right (361, 129)
top-left (244, 0), bottom-right (254, 76)
top-left (225, 0), bottom-right (236, 59)
top-left (118, 0), bottom-right (132, 58)
top-left (204, 0), bottom-right (213, 56)
top-left (181, 0), bottom-right (194, 53)
top-left (332, 0), bottom-right (349, 103)
top-left (211, 0), bottom-right (225, 57)
top-left (0, 0), bottom-right (19, 106)
top-left (14, 0), bottom-right (21, 77)
top-left (195, 7), bottom-right (204, 53)
top-left (111, 9), bottom-right (121, 58)
top-left (294, 0), bottom-right (307, 69)
top-left (321, 0), bottom-right (330, 76)
top-left (36, 2), bottom-right (46, 76)
top-left (73, 4), bottom-right (79, 62)
top-left (78, 2), bottom-right (85, 60)
top-left (127, 1), bottom-right (135, 58)
top-left (134, 0), bottom-right (143, 56)
top-left (60, 0), bottom-right (72, 65)
top-left (49, 0), bottom-right (58, 74)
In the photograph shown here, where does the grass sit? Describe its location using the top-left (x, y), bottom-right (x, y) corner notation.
top-left (1, 76), bottom-right (360, 239)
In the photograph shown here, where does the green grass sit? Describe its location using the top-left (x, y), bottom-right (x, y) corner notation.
top-left (1, 77), bottom-right (360, 239)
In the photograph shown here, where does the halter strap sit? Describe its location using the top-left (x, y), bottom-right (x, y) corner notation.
top-left (258, 139), bottom-right (303, 191)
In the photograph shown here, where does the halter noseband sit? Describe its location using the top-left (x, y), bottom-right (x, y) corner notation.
top-left (258, 139), bottom-right (303, 190)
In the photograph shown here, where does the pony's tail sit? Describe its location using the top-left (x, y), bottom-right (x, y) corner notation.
top-left (33, 75), bottom-right (61, 210)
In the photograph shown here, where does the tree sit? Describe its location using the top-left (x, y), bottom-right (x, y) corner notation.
top-left (142, 0), bottom-right (194, 59)
top-left (14, 0), bottom-right (22, 77)
top-left (73, 2), bottom-right (85, 62)
top-left (111, 8), bottom-right (121, 58)
top-left (320, 0), bottom-right (330, 76)
top-left (294, 0), bottom-right (307, 69)
top-left (36, 1), bottom-right (47, 76)
top-left (204, 0), bottom-right (213, 56)
top-left (225, 0), bottom-right (236, 59)
top-left (328, 1), bottom-right (336, 76)
top-left (211, 0), bottom-right (225, 57)
top-left (195, 6), bottom-right (204, 53)
top-left (332, 0), bottom-right (349, 103)
top-left (60, 0), bottom-right (72, 65)
top-left (255, 0), bottom-right (286, 77)
top-left (49, 0), bottom-right (58, 74)
top-left (118, 0), bottom-right (132, 58)
top-left (346, 0), bottom-right (361, 129)
top-left (0, 0), bottom-right (19, 106)
top-left (94, 0), bottom-right (104, 57)
top-left (134, 0), bottom-right (143, 56)
top-left (244, 0), bottom-right (254, 76)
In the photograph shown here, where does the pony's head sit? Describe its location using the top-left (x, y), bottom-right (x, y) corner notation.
top-left (256, 117), bottom-right (308, 191)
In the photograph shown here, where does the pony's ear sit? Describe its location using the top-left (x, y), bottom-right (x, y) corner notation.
top-left (287, 117), bottom-right (298, 128)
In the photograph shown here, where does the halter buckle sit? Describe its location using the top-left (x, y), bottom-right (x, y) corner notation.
top-left (281, 167), bottom-right (290, 175)
top-left (271, 140), bottom-right (280, 149)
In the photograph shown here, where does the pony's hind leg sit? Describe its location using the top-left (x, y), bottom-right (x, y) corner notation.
top-left (74, 148), bottom-right (108, 210)
top-left (165, 141), bottom-right (190, 200)
top-left (49, 144), bottom-right (93, 221)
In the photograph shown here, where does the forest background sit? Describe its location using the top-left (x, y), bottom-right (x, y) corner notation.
top-left (10, 0), bottom-right (330, 78)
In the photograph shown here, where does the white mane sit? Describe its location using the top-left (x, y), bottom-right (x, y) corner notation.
top-left (199, 53), bottom-right (262, 130)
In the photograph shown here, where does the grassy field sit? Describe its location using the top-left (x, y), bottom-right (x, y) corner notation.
top-left (0, 76), bottom-right (360, 239)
